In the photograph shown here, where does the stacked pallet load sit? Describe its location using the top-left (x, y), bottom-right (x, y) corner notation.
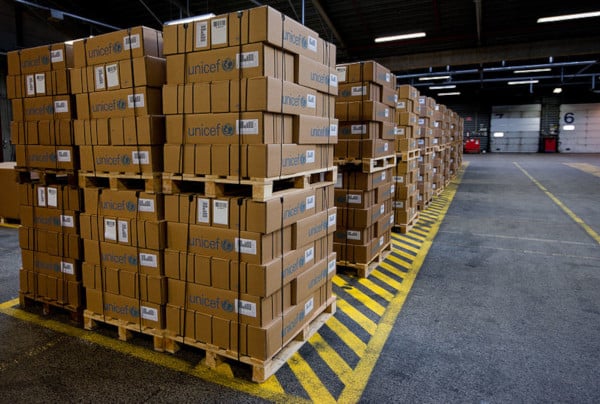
top-left (448, 111), bottom-right (464, 179)
top-left (71, 27), bottom-right (168, 339)
top-left (393, 84), bottom-right (421, 233)
top-left (7, 42), bottom-right (83, 318)
top-left (161, 6), bottom-right (338, 381)
top-left (334, 61), bottom-right (396, 277)
top-left (415, 95), bottom-right (436, 211)
top-left (431, 103), bottom-right (447, 196)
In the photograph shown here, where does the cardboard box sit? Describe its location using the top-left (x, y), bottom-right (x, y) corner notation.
top-left (397, 84), bottom-right (419, 100)
top-left (395, 138), bottom-right (418, 153)
top-left (12, 96), bottom-right (73, 122)
top-left (79, 213), bottom-right (166, 250)
top-left (334, 182), bottom-right (395, 209)
top-left (292, 208), bottom-right (336, 249)
top-left (73, 116), bottom-right (165, 146)
top-left (394, 206), bottom-right (417, 225)
top-left (19, 206), bottom-right (78, 234)
top-left (6, 69), bottom-right (71, 99)
top-left (76, 87), bottom-right (162, 119)
top-left (334, 230), bottom-right (390, 264)
top-left (21, 249), bottom-right (79, 281)
top-left (11, 119), bottom-right (74, 146)
top-left (19, 183), bottom-right (81, 211)
top-left (15, 145), bottom-right (76, 171)
top-left (73, 26), bottom-right (163, 67)
top-left (397, 111), bottom-right (418, 126)
top-left (336, 61), bottom-right (395, 88)
top-left (7, 43), bottom-right (73, 75)
top-left (83, 188), bottom-right (163, 221)
top-left (336, 167), bottom-right (392, 191)
top-left (19, 226), bottom-right (81, 260)
top-left (79, 145), bottom-right (162, 173)
top-left (291, 252), bottom-right (335, 304)
top-left (243, 144), bottom-right (333, 178)
top-left (19, 269), bottom-right (82, 308)
top-left (336, 100), bottom-right (394, 123)
top-left (0, 162), bottom-right (20, 220)
top-left (295, 55), bottom-right (338, 95)
top-left (396, 98), bottom-right (414, 113)
top-left (83, 239), bottom-right (163, 276)
top-left (86, 288), bottom-right (164, 328)
top-left (395, 125), bottom-right (416, 139)
top-left (338, 122), bottom-right (397, 141)
top-left (336, 201), bottom-right (391, 228)
top-left (335, 139), bottom-right (393, 159)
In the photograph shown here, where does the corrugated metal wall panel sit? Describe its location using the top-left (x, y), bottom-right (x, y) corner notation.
top-left (490, 104), bottom-right (541, 153)
top-left (559, 104), bottom-right (600, 153)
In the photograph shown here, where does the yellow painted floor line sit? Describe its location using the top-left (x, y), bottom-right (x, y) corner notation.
top-left (393, 249), bottom-right (418, 262)
top-left (393, 233), bottom-right (426, 243)
top-left (357, 278), bottom-right (394, 302)
top-left (564, 162), bottom-right (600, 178)
top-left (411, 227), bottom-right (430, 237)
top-left (334, 298), bottom-right (377, 336)
top-left (325, 316), bottom-right (367, 358)
top-left (288, 352), bottom-right (337, 404)
top-left (333, 277), bottom-right (386, 317)
top-left (392, 241), bottom-right (420, 254)
top-left (370, 271), bottom-right (403, 291)
top-left (515, 162), bottom-right (600, 246)
top-left (378, 261), bottom-right (408, 279)
top-left (385, 255), bottom-right (412, 271)
top-left (0, 223), bottom-right (20, 229)
top-left (308, 333), bottom-right (354, 386)
top-left (0, 297), bottom-right (19, 310)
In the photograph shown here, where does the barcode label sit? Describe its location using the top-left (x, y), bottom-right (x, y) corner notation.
top-left (212, 199), bottom-right (229, 226)
top-left (351, 124), bottom-right (366, 135)
top-left (306, 195), bottom-right (315, 210)
top-left (335, 173), bottom-right (343, 188)
top-left (195, 21), bottom-right (208, 48)
top-left (26, 75), bottom-right (35, 96)
top-left (104, 219), bottom-right (117, 240)
top-left (351, 86), bottom-right (366, 96)
top-left (304, 297), bottom-right (314, 316)
top-left (306, 150), bottom-right (315, 164)
top-left (138, 198), bottom-right (155, 212)
top-left (128, 93), bottom-right (145, 108)
top-left (385, 73), bottom-right (391, 83)
top-left (419, 98), bottom-right (426, 104)
top-left (236, 51), bottom-right (259, 68)
top-left (328, 259), bottom-right (336, 275)
top-left (381, 171), bottom-right (386, 181)
top-left (50, 49), bottom-right (64, 63)
top-left (307, 36), bottom-right (318, 52)
top-left (394, 175), bottom-right (404, 183)
top-left (328, 213), bottom-right (336, 227)
top-left (141, 306), bottom-right (158, 321)
top-left (235, 299), bottom-right (257, 317)
top-left (37, 187), bottom-right (47, 207)
top-left (197, 198), bottom-right (210, 224)
top-left (398, 101), bottom-right (406, 109)
top-left (384, 143), bottom-right (389, 151)
top-left (336, 66), bottom-right (347, 82)
top-left (380, 204), bottom-right (385, 215)
top-left (139, 253), bottom-right (157, 268)
top-left (211, 18), bottom-right (227, 45)
top-left (54, 100), bottom-right (68, 113)
top-left (330, 124), bottom-right (338, 136)
top-left (393, 201), bottom-right (404, 209)
top-left (123, 34), bottom-right (140, 50)
top-left (236, 119), bottom-right (259, 135)
top-left (47, 187), bottom-right (58, 207)
top-left (35, 73), bottom-right (46, 94)
top-left (347, 230), bottom-right (361, 241)
top-left (384, 108), bottom-right (389, 118)
top-left (397, 127), bottom-right (405, 135)
top-left (61, 261), bottom-right (74, 275)
top-left (132, 151), bottom-right (149, 164)
top-left (118, 220), bottom-right (129, 242)
top-left (60, 215), bottom-right (74, 228)
top-left (305, 247), bottom-right (314, 263)
top-left (347, 194), bottom-right (362, 204)
top-left (95, 66), bottom-right (106, 90)
top-left (57, 149), bottom-right (71, 162)
top-left (329, 73), bottom-right (338, 87)
top-left (306, 94), bottom-right (316, 108)
top-left (379, 236), bottom-right (384, 247)
top-left (106, 64), bottom-right (119, 87)
top-left (235, 238), bottom-right (257, 255)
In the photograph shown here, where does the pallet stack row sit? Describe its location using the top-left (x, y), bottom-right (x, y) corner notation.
top-left (160, 6), bottom-right (338, 380)
top-left (8, 43), bottom-right (84, 318)
top-left (415, 95), bottom-right (436, 210)
top-left (71, 27), bottom-right (169, 333)
top-left (334, 61), bottom-right (396, 277)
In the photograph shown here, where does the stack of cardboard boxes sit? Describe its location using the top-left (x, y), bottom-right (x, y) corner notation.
top-left (334, 61), bottom-right (396, 276)
top-left (161, 6), bottom-right (338, 365)
top-left (431, 103), bottom-right (448, 196)
top-left (8, 42), bottom-right (84, 314)
top-left (72, 27), bottom-right (169, 331)
top-left (449, 111), bottom-right (464, 179)
top-left (415, 95), bottom-right (436, 211)
top-left (394, 84), bottom-right (421, 232)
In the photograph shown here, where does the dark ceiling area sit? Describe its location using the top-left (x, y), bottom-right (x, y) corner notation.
top-left (9, 0), bottom-right (600, 103)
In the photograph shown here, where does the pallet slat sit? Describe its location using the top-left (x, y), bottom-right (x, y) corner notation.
top-left (78, 172), bottom-right (163, 193)
top-left (19, 293), bottom-right (83, 323)
top-left (337, 241), bottom-right (393, 278)
top-left (334, 154), bottom-right (396, 173)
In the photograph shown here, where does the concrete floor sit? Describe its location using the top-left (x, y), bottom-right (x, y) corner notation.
top-left (1, 153), bottom-right (599, 402)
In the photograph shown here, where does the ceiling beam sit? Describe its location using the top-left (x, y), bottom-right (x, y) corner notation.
top-left (377, 36), bottom-right (600, 72)
top-left (311, 0), bottom-right (346, 49)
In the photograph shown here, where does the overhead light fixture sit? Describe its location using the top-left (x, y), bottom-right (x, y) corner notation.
top-left (437, 92), bottom-right (461, 96)
top-left (374, 32), bottom-right (426, 43)
top-left (418, 75), bottom-right (450, 81)
top-left (538, 11), bottom-right (600, 23)
top-left (508, 80), bottom-right (539, 85)
top-left (514, 68), bottom-right (551, 74)
top-left (553, 87), bottom-right (563, 94)
top-left (165, 13), bottom-right (216, 25)
top-left (429, 85), bottom-right (456, 90)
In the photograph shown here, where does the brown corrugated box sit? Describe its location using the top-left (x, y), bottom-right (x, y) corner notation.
top-left (291, 252), bottom-right (335, 304)
top-left (79, 213), bottom-right (166, 250)
top-left (338, 122), bottom-right (397, 141)
top-left (12, 96), bottom-right (73, 121)
top-left (395, 125), bottom-right (416, 139)
top-left (75, 87), bottom-right (162, 119)
top-left (0, 162), bottom-right (20, 220)
top-left (19, 206), bottom-right (79, 234)
top-left (336, 61), bottom-right (395, 89)
top-left (83, 239), bottom-right (164, 276)
top-left (15, 145), bottom-right (77, 171)
top-left (19, 183), bottom-right (81, 211)
top-left (74, 116), bottom-right (164, 146)
top-left (336, 167), bottom-right (392, 191)
top-left (86, 288), bottom-right (164, 328)
top-left (6, 69), bottom-right (71, 99)
top-left (334, 230), bottom-right (390, 263)
top-left (21, 249), bottom-right (79, 281)
top-left (7, 43), bottom-right (73, 75)
top-left (83, 188), bottom-right (163, 221)
top-left (19, 227), bottom-right (81, 260)
top-left (335, 100), bottom-right (394, 123)
top-left (336, 200), bottom-right (391, 228)
top-left (334, 139), bottom-right (393, 159)
top-left (334, 182), bottom-right (395, 209)
top-left (11, 120), bottom-right (74, 146)
top-left (79, 145), bottom-right (162, 173)
top-left (19, 269), bottom-right (82, 308)
top-left (397, 84), bottom-right (419, 100)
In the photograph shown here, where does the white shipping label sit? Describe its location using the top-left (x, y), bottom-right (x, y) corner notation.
top-left (335, 173), bottom-right (343, 188)
top-left (305, 247), bottom-right (314, 264)
top-left (381, 171), bottom-right (386, 181)
top-left (139, 253), bottom-right (157, 268)
top-left (236, 119), bottom-right (259, 135)
top-left (211, 18), bottom-right (228, 45)
top-left (328, 259), bottom-right (336, 274)
top-left (128, 93), bottom-right (145, 108)
top-left (306, 94), bottom-right (316, 109)
top-left (197, 198), bottom-right (210, 224)
top-left (26, 75), bottom-right (35, 96)
top-left (351, 124), bottom-right (366, 135)
top-left (418, 118), bottom-right (425, 125)
top-left (306, 195), bottom-right (316, 210)
top-left (418, 139), bottom-right (425, 145)
top-left (393, 201), bottom-right (405, 209)
top-left (54, 101), bottom-right (68, 113)
top-left (397, 127), bottom-right (405, 135)
top-left (336, 66), bottom-right (347, 82)
top-left (390, 214), bottom-right (395, 225)
top-left (141, 306), bottom-right (158, 321)
top-left (138, 198), bottom-right (155, 212)
top-left (384, 108), bottom-right (389, 118)
top-left (398, 101), bottom-right (406, 109)
top-left (118, 220), bottom-right (129, 243)
top-left (380, 204), bottom-right (385, 215)
top-left (47, 187), bottom-right (58, 207)
top-left (391, 184), bottom-right (395, 193)
top-left (105, 64), bottom-right (119, 87)
top-left (304, 297), bottom-right (314, 316)
top-left (434, 121), bottom-right (440, 128)
top-left (50, 49), bottom-right (64, 63)
top-left (195, 21), bottom-right (208, 48)
top-left (419, 98), bottom-right (426, 104)
top-left (347, 230), bottom-right (361, 241)
top-left (212, 200), bottom-right (229, 226)
top-left (347, 194), bottom-right (362, 204)
top-left (236, 299), bottom-right (257, 317)
top-left (60, 215), bottom-right (74, 228)
top-left (235, 238), bottom-right (257, 255)
top-left (394, 175), bottom-right (404, 183)
top-left (384, 143), bottom-right (389, 151)
top-left (61, 261), bottom-right (74, 275)
top-left (132, 151), bottom-right (149, 164)
top-left (330, 124), bottom-right (338, 136)
top-left (351, 86), bottom-right (367, 96)
top-left (385, 73), bottom-right (391, 83)
top-left (307, 36), bottom-right (318, 52)
top-left (35, 73), bottom-right (46, 94)
top-left (57, 149), bottom-right (71, 162)
top-left (236, 51), bottom-right (259, 68)
top-left (394, 95), bottom-right (398, 103)
top-left (37, 187), bottom-right (47, 207)
top-left (123, 34), bottom-right (140, 50)
top-left (104, 218), bottom-right (117, 240)
top-left (329, 74), bottom-right (339, 87)
top-left (95, 66), bottom-right (106, 90)
top-left (328, 213), bottom-right (337, 227)
top-left (379, 236), bottom-right (384, 247)
top-left (306, 150), bottom-right (315, 164)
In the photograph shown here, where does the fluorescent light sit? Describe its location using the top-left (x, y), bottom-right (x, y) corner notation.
top-left (538, 11), bottom-right (600, 23)
top-left (493, 132), bottom-right (504, 138)
top-left (553, 87), bottom-right (563, 94)
top-left (437, 92), bottom-right (461, 96)
top-left (514, 68), bottom-right (551, 74)
top-left (563, 125), bottom-right (575, 131)
top-left (429, 85), bottom-right (456, 90)
top-left (418, 75), bottom-right (450, 81)
top-left (375, 32), bottom-right (426, 43)
top-left (508, 80), bottom-right (539, 85)
top-left (165, 13), bottom-right (215, 25)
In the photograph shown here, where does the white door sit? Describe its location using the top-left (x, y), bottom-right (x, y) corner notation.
top-left (490, 105), bottom-right (541, 153)
top-left (559, 104), bottom-right (600, 153)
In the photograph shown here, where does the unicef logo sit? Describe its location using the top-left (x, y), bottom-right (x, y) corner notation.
top-left (117, 100), bottom-right (127, 110)
top-left (121, 155), bottom-right (131, 165)
top-left (221, 300), bottom-right (234, 312)
top-left (113, 42), bottom-right (122, 53)
top-left (221, 239), bottom-right (233, 252)
top-left (301, 37), bottom-right (308, 49)
top-left (341, 90), bottom-right (350, 97)
top-left (128, 255), bottom-right (138, 265)
top-left (53, 217), bottom-right (61, 226)
top-left (222, 58), bottom-right (234, 71)
top-left (222, 124), bottom-right (234, 136)
top-left (126, 201), bottom-right (136, 212)
top-left (41, 56), bottom-right (50, 65)
top-left (299, 256), bottom-right (305, 266)
top-left (129, 306), bottom-right (139, 317)
top-left (299, 202), bottom-right (306, 213)
top-left (49, 154), bottom-right (57, 162)
top-left (46, 105), bottom-right (54, 114)
top-left (300, 154), bottom-right (307, 164)
top-left (341, 127), bottom-right (350, 135)
top-left (300, 97), bottom-right (307, 107)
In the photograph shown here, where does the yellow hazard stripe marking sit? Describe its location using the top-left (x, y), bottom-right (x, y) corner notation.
top-left (308, 333), bottom-right (354, 386)
top-left (333, 296), bottom-right (378, 334)
top-left (333, 277), bottom-right (385, 317)
top-left (370, 271), bottom-right (403, 291)
top-left (325, 316), bottom-right (367, 358)
top-left (288, 352), bottom-right (336, 403)
top-left (357, 278), bottom-right (394, 302)
top-left (564, 162), bottom-right (600, 178)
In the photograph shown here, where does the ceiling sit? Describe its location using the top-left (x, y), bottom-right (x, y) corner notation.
top-left (11, 0), bottom-right (600, 103)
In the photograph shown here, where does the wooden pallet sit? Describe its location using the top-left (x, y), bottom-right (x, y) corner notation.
top-left (19, 293), bottom-right (83, 323)
top-left (162, 167), bottom-right (337, 201)
top-left (393, 212), bottom-right (419, 234)
top-left (417, 198), bottom-right (433, 211)
top-left (164, 297), bottom-right (336, 383)
top-left (337, 241), bottom-right (393, 278)
top-left (395, 149), bottom-right (420, 162)
top-left (79, 172), bottom-right (162, 193)
top-left (334, 154), bottom-right (396, 173)
top-left (16, 168), bottom-right (78, 187)
top-left (83, 310), bottom-right (166, 352)
top-left (0, 217), bottom-right (20, 226)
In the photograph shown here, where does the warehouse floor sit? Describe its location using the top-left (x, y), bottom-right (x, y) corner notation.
top-left (1, 153), bottom-right (599, 403)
